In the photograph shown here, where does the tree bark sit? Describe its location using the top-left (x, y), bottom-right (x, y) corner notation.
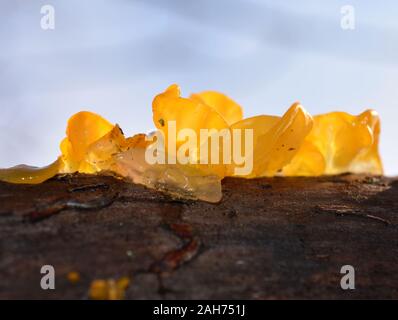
top-left (0, 173), bottom-right (397, 299)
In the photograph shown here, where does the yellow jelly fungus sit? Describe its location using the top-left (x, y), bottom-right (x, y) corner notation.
top-left (190, 90), bottom-right (243, 125)
top-left (228, 103), bottom-right (313, 177)
top-left (85, 124), bottom-right (129, 172)
top-left (89, 277), bottom-right (130, 300)
top-left (284, 109), bottom-right (383, 176)
top-left (0, 158), bottom-right (61, 184)
top-left (60, 111), bottom-right (114, 173)
top-left (349, 110), bottom-right (383, 174)
top-left (112, 141), bottom-right (223, 203)
top-left (152, 84), bottom-right (229, 178)
top-left (282, 140), bottom-right (326, 176)
top-left (153, 84), bottom-right (230, 150)
top-left (67, 271), bottom-right (81, 284)
top-left (0, 84), bottom-right (383, 203)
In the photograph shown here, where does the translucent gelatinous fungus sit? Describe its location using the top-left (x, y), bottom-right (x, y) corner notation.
top-left (0, 159), bottom-right (61, 184)
top-left (0, 84), bottom-right (383, 202)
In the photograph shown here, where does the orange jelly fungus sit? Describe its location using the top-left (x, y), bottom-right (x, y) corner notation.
top-left (0, 84), bottom-right (383, 202)
top-left (67, 271), bottom-right (81, 284)
top-left (89, 277), bottom-right (130, 300)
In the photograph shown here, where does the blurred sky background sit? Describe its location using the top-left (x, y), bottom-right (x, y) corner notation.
top-left (0, 0), bottom-right (397, 174)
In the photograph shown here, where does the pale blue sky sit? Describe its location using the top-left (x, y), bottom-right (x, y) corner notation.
top-left (1, 0), bottom-right (397, 174)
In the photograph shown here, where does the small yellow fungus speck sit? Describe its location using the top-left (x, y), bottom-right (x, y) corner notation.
top-left (67, 271), bottom-right (80, 284)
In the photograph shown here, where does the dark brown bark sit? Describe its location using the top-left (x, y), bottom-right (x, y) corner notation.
top-left (0, 173), bottom-right (397, 299)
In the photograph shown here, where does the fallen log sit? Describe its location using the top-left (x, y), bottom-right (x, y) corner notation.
top-left (0, 173), bottom-right (397, 299)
